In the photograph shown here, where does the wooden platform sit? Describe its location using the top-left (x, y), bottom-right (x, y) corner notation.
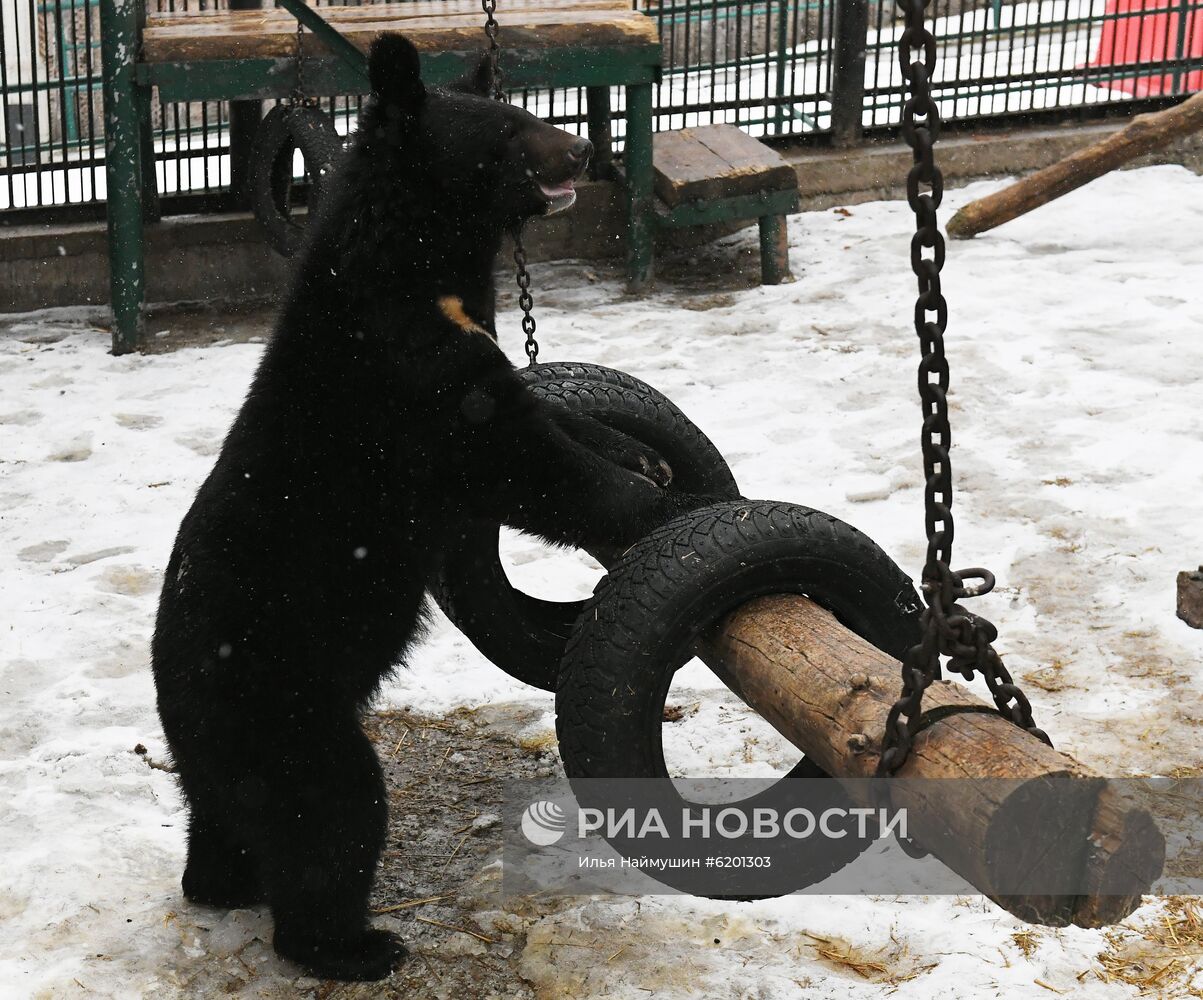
top-left (142, 0), bottom-right (658, 63)
top-left (652, 125), bottom-right (797, 208)
top-left (106, 0), bottom-right (665, 352)
top-left (651, 125), bottom-right (798, 284)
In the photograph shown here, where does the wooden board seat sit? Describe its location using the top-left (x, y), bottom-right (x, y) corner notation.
top-left (654, 126), bottom-right (793, 208)
top-left (652, 124), bottom-right (797, 208)
top-left (105, 0), bottom-right (665, 352)
top-left (142, 0), bottom-right (659, 63)
top-left (651, 125), bottom-right (798, 284)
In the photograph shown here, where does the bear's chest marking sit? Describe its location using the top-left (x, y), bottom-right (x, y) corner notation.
top-left (437, 295), bottom-right (494, 341)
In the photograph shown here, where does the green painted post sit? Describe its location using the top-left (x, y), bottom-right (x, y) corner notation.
top-left (773, 0), bottom-right (789, 135)
top-left (831, 0), bottom-right (868, 147)
top-left (624, 82), bottom-right (654, 292)
top-left (134, 0), bottom-right (159, 222)
top-left (758, 214), bottom-right (790, 285)
top-left (100, 0), bottom-right (145, 354)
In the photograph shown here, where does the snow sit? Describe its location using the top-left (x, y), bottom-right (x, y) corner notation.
top-left (3, 165), bottom-right (1203, 997)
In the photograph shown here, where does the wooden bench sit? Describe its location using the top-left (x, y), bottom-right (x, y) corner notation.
top-left (101, 0), bottom-right (662, 353)
top-left (652, 125), bottom-right (799, 285)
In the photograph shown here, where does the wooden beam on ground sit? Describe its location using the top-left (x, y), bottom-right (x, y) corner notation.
top-left (945, 90), bottom-right (1203, 240)
top-left (1178, 567), bottom-right (1203, 629)
top-left (696, 594), bottom-right (1164, 928)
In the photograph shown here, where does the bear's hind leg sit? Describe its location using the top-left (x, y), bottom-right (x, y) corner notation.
top-left (182, 808), bottom-right (265, 909)
top-left (262, 716), bottom-right (406, 982)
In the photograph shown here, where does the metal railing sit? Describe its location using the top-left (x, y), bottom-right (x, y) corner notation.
top-left (2, 0), bottom-right (1201, 216)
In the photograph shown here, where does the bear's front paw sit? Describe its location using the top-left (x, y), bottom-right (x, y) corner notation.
top-left (555, 411), bottom-right (674, 487)
top-left (607, 441), bottom-right (673, 488)
top-left (276, 927), bottom-right (407, 982)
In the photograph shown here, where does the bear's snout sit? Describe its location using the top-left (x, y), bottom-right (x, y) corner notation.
top-left (565, 137), bottom-right (593, 175)
top-left (526, 130), bottom-right (592, 216)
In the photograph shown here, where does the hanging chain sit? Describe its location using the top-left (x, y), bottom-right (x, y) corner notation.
top-left (292, 21), bottom-right (319, 107)
top-left (293, 21), bottom-right (306, 105)
top-left (478, 0), bottom-right (541, 365)
top-left (481, 0), bottom-right (503, 100)
top-left (877, 0), bottom-right (1050, 780)
top-left (513, 237), bottom-right (539, 365)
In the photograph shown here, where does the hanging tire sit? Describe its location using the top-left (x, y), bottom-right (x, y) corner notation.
top-left (250, 104), bottom-right (343, 258)
top-left (430, 364), bottom-right (740, 692)
top-left (554, 500), bottom-right (923, 897)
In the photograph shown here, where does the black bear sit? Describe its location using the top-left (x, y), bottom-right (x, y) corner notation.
top-left (152, 34), bottom-right (712, 982)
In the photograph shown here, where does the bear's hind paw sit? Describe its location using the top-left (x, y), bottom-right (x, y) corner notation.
top-left (182, 869), bottom-right (265, 910)
top-left (277, 927), bottom-right (408, 982)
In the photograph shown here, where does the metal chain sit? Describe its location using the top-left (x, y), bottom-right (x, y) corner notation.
top-left (877, 0), bottom-right (1050, 780)
top-left (293, 21), bottom-right (306, 105)
top-left (481, 0), bottom-right (503, 100)
top-left (513, 236), bottom-right (539, 365)
top-left (479, 0), bottom-right (541, 365)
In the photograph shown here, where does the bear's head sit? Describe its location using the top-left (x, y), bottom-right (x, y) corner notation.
top-left (364, 33), bottom-right (593, 232)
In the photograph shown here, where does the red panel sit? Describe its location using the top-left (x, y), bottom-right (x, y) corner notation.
top-left (1086, 0), bottom-right (1203, 96)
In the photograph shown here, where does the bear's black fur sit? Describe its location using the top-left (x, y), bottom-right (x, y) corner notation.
top-left (152, 34), bottom-right (714, 982)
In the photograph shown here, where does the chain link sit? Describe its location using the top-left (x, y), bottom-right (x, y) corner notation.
top-left (293, 21), bottom-right (306, 104)
top-left (479, 0), bottom-right (541, 364)
top-left (481, 0), bottom-right (503, 100)
top-left (877, 0), bottom-right (1050, 781)
top-left (513, 235), bottom-right (539, 365)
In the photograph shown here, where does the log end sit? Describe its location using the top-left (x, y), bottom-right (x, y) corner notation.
top-left (1071, 788), bottom-right (1166, 929)
top-left (944, 208), bottom-right (976, 240)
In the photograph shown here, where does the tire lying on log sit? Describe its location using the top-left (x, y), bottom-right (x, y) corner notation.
top-left (430, 364), bottom-right (739, 691)
top-left (555, 503), bottom-right (1165, 922)
top-left (250, 104), bottom-right (344, 258)
top-left (555, 500), bottom-right (923, 897)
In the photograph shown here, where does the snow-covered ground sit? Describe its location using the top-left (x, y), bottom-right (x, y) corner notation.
top-left (3, 165), bottom-right (1203, 997)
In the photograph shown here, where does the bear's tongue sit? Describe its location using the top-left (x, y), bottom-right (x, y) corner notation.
top-left (538, 179), bottom-right (577, 215)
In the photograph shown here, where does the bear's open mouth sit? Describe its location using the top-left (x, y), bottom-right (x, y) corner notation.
top-left (537, 179), bottom-right (577, 215)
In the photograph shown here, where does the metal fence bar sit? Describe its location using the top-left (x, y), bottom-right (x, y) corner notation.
top-left (99, 0), bottom-right (143, 351)
top-left (227, 0), bottom-right (261, 208)
top-left (832, 0), bottom-right (868, 145)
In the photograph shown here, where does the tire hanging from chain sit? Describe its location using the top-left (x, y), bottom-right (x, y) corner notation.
top-left (480, 0), bottom-right (540, 364)
top-left (877, 0), bottom-right (1052, 784)
top-left (250, 22), bottom-right (343, 258)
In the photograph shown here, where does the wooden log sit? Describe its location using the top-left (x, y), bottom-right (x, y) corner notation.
top-left (697, 593), bottom-right (1164, 928)
top-left (945, 90), bottom-right (1203, 240)
top-left (1177, 566), bottom-right (1203, 629)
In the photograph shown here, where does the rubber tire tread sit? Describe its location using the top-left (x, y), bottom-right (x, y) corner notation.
top-left (250, 105), bottom-right (342, 258)
top-left (553, 500), bottom-right (922, 896)
top-left (557, 499), bottom-right (921, 779)
top-left (430, 364), bottom-right (738, 691)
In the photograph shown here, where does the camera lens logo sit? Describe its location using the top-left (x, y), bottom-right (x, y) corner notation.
top-left (521, 800), bottom-right (568, 846)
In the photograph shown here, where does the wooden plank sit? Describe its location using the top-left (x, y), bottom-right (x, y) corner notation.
top-left (653, 125), bottom-right (796, 207)
top-left (651, 129), bottom-right (728, 206)
top-left (147, 0), bottom-right (626, 24)
top-left (695, 124), bottom-right (792, 176)
top-left (143, 6), bottom-right (657, 63)
top-left (146, 8), bottom-right (647, 37)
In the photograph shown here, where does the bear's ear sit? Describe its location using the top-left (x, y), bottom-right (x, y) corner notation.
top-left (449, 51), bottom-right (494, 97)
top-left (369, 33), bottom-right (426, 111)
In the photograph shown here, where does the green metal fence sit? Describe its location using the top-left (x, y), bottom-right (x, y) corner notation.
top-left (2, 0), bottom-right (1201, 217)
